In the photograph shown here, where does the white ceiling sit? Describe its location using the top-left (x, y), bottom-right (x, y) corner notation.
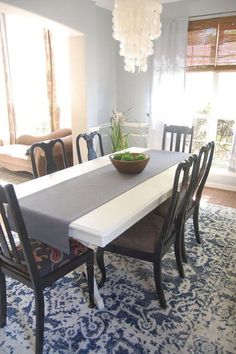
top-left (94, 0), bottom-right (183, 11)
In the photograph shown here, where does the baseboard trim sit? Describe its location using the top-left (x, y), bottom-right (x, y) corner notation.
top-left (205, 182), bottom-right (236, 192)
top-left (91, 122), bottom-right (149, 130)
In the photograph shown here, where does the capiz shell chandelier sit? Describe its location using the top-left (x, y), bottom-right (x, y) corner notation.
top-left (112, 0), bottom-right (163, 73)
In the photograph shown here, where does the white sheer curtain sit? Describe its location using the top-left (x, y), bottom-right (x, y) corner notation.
top-left (148, 17), bottom-right (189, 149)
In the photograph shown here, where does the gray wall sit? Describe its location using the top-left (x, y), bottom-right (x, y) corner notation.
top-left (95, 6), bottom-right (116, 125)
top-left (2, 0), bottom-right (116, 127)
top-left (116, 53), bottom-right (152, 123)
top-left (162, 0), bottom-right (236, 18)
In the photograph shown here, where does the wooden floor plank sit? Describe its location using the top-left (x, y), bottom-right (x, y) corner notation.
top-left (202, 187), bottom-right (236, 208)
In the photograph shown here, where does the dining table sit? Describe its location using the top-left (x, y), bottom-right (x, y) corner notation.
top-left (14, 147), bottom-right (188, 309)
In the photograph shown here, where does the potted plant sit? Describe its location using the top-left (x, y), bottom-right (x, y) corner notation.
top-left (110, 110), bottom-right (131, 152)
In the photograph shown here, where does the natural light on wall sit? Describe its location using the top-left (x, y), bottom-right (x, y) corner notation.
top-left (0, 59), bottom-right (9, 144)
top-left (52, 32), bottom-right (71, 131)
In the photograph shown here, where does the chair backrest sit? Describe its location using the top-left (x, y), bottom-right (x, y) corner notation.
top-left (158, 155), bottom-right (197, 247)
top-left (30, 138), bottom-right (69, 178)
top-left (162, 124), bottom-right (194, 153)
top-left (76, 132), bottom-right (104, 164)
top-left (193, 141), bottom-right (215, 204)
top-left (0, 184), bottom-right (40, 284)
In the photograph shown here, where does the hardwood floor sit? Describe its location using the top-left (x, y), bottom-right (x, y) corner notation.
top-left (202, 187), bottom-right (236, 208)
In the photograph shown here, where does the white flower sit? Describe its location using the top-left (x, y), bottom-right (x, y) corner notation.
top-left (111, 111), bottom-right (126, 125)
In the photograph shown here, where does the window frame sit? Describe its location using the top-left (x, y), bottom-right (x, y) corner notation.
top-left (187, 16), bottom-right (236, 72)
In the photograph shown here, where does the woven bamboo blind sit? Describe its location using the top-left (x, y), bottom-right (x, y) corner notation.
top-left (187, 16), bottom-right (236, 71)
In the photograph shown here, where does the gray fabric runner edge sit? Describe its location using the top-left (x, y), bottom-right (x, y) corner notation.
top-left (19, 150), bottom-right (189, 253)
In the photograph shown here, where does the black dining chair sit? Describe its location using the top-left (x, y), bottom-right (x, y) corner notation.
top-left (96, 155), bottom-right (196, 309)
top-left (76, 131), bottom-right (104, 164)
top-left (30, 138), bottom-right (69, 178)
top-left (0, 183), bottom-right (95, 354)
top-left (162, 124), bottom-right (194, 153)
top-left (154, 141), bottom-right (215, 262)
top-left (182, 141), bottom-right (215, 259)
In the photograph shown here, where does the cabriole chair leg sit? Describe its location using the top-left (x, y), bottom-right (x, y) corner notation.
top-left (181, 225), bottom-right (188, 264)
top-left (153, 256), bottom-right (167, 309)
top-left (181, 228), bottom-right (188, 263)
top-left (174, 238), bottom-right (185, 278)
top-left (193, 205), bottom-right (201, 244)
top-left (96, 247), bottom-right (106, 288)
top-left (0, 271), bottom-right (6, 327)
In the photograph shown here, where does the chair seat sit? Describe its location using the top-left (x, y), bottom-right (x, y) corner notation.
top-left (0, 183), bottom-right (95, 353)
top-left (154, 195), bottom-right (196, 219)
top-left (16, 238), bottom-right (90, 277)
top-left (111, 213), bottom-right (164, 254)
top-left (153, 198), bottom-right (170, 217)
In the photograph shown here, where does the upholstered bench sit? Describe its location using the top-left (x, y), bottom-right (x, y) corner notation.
top-left (0, 128), bottom-right (73, 176)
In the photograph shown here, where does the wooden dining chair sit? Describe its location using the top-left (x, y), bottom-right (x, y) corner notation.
top-left (0, 183), bottom-right (95, 354)
top-left (181, 141), bottom-right (215, 259)
top-left (76, 132), bottom-right (104, 163)
top-left (162, 124), bottom-right (194, 153)
top-left (154, 141), bottom-right (215, 262)
top-left (96, 155), bottom-right (196, 309)
top-left (30, 138), bottom-right (69, 178)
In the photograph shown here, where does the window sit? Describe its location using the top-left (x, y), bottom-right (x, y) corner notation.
top-left (187, 16), bottom-right (236, 71)
top-left (0, 14), bottom-right (71, 143)
top-left (6, 15), bottom-right (51, 136)
top-left (186, 71), bottom-right (236, 167)
top-left (186, 16), bottom-right (236, 172)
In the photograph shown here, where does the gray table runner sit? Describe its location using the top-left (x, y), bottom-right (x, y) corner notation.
top-left (19, 150), bottom-right (188, 253)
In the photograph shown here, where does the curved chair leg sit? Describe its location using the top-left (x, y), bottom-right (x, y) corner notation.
top-left (96, 247), bottom-right (106, 288)
top-left (174, 236), bottom-right (185, 278)
top-left (86, 256), bottom-right (95, 308)
top-left (0, 271), bottom-right (6, 327)
top-left (153, 252), bottom-right (167, 309)
top-left (193, 205), bottom-right (201, 244)
top-left (35, 289), bottom-right (44, 354)
top-left (181, 224), bottom-right (187, 264)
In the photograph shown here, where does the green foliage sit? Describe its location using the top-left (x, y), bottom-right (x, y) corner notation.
top-left (198, 102), bottom-right (211, 116)
top-left (216, 119), bottom-right (234, 143)
top-left (110, 110), bottom-right (131, 152)
top-left (193, 117), bottom-right (207, 141)
top-left (112, 152), bottom-right (146, 161)
top-left (121, 152), bottom-right (133, 161)
top-left (135, 154), bottom-right (146, 160)
top-left (192, 102), bottom-right (235, 163)
top-left (112, 153), bottom-right (123, 160)
top-left (215, 119), bottom-right (234, 160)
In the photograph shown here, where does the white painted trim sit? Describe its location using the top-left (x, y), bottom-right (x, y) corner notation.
top-left (130, 133), bottom-right (148, 137)
top-left (91, 121), bottom-right (149, 130)
top-left (96, 123), bottom-right (110, 129)
top-left (125, 122), bottom-right (149, 128)
top-left (210, 167), bottom-right (236, 178)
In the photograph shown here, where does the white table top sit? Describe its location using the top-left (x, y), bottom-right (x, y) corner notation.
top-left (15, 148), bottom-right (178, 247)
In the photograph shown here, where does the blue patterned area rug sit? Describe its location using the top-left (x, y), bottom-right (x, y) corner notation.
top-left (1, 203), bottom-right (236, 354)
